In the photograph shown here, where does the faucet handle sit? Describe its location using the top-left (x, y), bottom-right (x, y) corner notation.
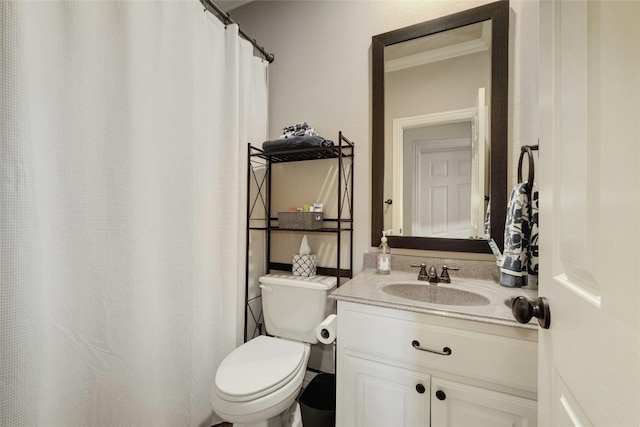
top-left (411, 263), bottom-right (428, 281)
top-left (439, 265), bottom-right (459, 283)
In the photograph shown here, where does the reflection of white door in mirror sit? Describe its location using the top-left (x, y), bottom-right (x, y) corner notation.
top-left (389, 108), bottom-right (475, 236)
top-left (412, 138), bottom-right (471, 238)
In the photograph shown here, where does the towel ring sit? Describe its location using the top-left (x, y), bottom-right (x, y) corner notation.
top-left (517, 146), bottom-right (535, 193)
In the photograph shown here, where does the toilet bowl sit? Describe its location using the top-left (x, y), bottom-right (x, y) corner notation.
top-left (211, 335), bottom-right (310, 426)
top-left (211, 274), bottom-right (336, 427)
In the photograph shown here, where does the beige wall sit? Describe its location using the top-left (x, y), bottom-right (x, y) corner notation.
top-left (231, 0), bottom-right (539, 273)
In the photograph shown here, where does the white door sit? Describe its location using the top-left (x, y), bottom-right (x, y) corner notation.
top-left (413, 139), bottom-right (471, 238)
top-left (538, 1), bottom-right (640, 426)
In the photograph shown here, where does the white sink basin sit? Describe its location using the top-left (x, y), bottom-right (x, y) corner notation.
top-left (380, 283), bottom-right (490, 306)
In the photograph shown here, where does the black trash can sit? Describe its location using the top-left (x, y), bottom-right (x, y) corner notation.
top-left (299, 373), bottom-right (336, 427)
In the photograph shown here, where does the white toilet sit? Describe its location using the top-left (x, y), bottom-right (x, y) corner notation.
top-left (211, 273), bottom-right (337, 427)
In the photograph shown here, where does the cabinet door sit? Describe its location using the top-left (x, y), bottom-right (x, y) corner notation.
top-left (430, 377), bottom-right (536, 427)
top-left (339, 355), bottom-right (430, 427)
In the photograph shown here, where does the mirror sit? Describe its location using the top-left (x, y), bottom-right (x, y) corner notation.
top-left (371, 1), bottom-right (509, 253)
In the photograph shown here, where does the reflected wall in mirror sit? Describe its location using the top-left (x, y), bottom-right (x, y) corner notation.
top-left (372, 0), bottom-right (509, 253)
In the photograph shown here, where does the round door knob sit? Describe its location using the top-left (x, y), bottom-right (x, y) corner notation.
top-left (512, 296), bottom-right (551, 329)
top-left (435, 390), bottom-right (446, 401)
top-left (416, 384), bottom-right (426, 394)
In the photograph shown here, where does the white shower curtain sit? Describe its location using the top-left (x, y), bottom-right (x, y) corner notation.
top-left (1, 2), bottom-right (268, 425)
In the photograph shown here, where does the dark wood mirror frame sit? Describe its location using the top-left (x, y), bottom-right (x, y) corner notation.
top-left (371, 0), bottom-right (509, 253)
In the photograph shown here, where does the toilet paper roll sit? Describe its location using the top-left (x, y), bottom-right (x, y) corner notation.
top-left (315, 314), bottom-right (338, 344)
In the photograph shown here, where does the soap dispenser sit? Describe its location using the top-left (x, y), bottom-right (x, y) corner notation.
top-left (376, 230), bottom-right (392, 275)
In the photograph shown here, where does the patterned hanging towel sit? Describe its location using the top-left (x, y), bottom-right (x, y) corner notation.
top-left (500, 182), bottom-right (534, 287)
top-left (527, 184), bottom-right (539, 288)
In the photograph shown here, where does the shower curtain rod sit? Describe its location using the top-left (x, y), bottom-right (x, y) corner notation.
top-left (200, 0), bottom-right (275, 63)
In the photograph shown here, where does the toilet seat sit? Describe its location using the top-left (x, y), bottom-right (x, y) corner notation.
top-left (215, 336), bottom-right (307, 402)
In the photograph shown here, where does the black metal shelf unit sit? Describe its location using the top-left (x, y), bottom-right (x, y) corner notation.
top-left (244, 132), bottom-right (354, 342)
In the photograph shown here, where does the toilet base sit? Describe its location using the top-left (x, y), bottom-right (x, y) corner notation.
top-left (230, 417), bottom-right (278, 427)
top-left (232, 400), bottom-right (302, 427)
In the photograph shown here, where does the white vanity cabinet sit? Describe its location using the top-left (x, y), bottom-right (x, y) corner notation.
top-left (336, 301), bottom-right (538, 427)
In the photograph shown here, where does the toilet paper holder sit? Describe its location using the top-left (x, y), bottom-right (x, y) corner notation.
top-left (316, 314), bottom-right (338, 344)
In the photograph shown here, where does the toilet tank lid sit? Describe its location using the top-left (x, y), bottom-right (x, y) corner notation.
top-left (259, 273), bottom-right (337, 290)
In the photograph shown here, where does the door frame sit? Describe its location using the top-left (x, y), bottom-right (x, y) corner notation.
top-left (391, 108), bottom-right (474, 235)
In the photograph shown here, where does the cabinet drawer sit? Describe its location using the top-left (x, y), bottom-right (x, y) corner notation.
top-left (339, 304), bottom-right (537, 393)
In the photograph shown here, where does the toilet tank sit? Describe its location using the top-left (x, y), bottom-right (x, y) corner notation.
top-left (259, 274), bottom-right (337, 344)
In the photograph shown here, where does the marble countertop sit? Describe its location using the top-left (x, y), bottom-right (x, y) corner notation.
top-left (330, 270), bottom-right (538, 330)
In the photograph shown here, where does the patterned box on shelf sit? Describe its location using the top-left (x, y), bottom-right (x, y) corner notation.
top-left (278, 212), bottom-right (324, 230)
top-left (292, 254), bottom-right (317, 277)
